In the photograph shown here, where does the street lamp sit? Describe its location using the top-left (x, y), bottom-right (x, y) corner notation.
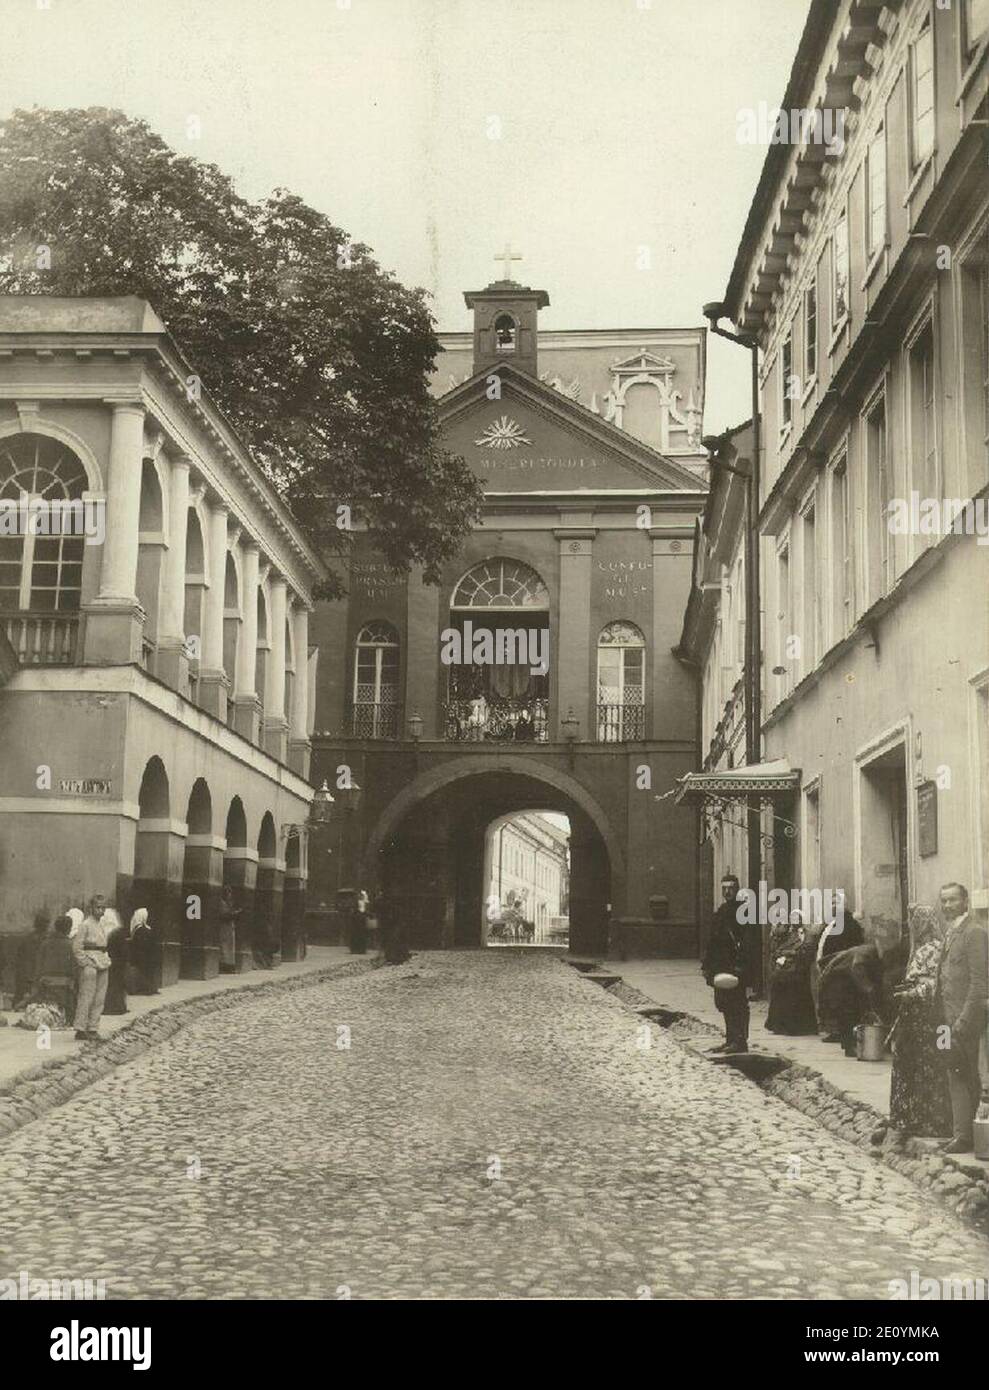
top-left (407, 709), bottom-right (423, 741)
top-left (280, 780), bottom-right (335, 844)
top-left (561, 707), bottom-right (580, 767)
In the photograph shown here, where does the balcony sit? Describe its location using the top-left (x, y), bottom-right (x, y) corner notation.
top-left (444, 696), bottom-right (549, 743)
top-left (350, 700), bottom-right (401, 740)
top-left (596, 702), bottom-right (645, 743)
top-left (3, 611), bottom-right (79, 665)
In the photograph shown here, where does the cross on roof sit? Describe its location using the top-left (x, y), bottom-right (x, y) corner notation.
top-left (494, 241), bottom-right (522, 281)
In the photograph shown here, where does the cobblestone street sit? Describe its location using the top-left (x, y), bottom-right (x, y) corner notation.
top-left (2, 952), bottom-right (987, 1300)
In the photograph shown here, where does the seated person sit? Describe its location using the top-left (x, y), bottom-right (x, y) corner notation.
top-left (32, 915), bottom-right (76, 1018)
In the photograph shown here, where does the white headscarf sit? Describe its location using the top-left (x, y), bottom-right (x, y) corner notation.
top-left (66, 907), bottom-right (84, 939)
top-left (130, 908), bottom-right (149, 932)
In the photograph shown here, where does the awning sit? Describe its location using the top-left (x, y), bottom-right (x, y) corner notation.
top-left (674, 759), bottom-right (801, 805)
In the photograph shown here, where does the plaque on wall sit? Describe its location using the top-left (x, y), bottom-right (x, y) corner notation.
top-left (917, 780), bottom-right (938, 858)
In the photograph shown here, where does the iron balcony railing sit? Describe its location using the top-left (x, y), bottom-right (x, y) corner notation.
top-left (443, 695), bottom-right (549, 743)
top-left (596, 702), bottom-right (645, 742)
top-left (3, 610), bottom-right (79, 665)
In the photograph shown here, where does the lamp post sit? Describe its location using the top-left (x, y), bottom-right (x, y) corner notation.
top-left (561, 707), bottom-right (580, 769)
top-left (407, 709), bottom-right (423, 741)
top-left (702, 301), bottom-right (764, 990)
top-left (334, 778), bottom-right (363, 894)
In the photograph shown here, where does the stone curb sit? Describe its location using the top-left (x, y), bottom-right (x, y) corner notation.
top-left (0, 958), bottom-right (376, 1139)
top-left (580, 968), bottom-right (989, 1236)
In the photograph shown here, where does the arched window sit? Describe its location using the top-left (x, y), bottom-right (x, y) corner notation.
top-left (597, 621), bottom-right (646, 742)
top-left (353, 621), bottom-right (400, 739)
top-left (0, 434), bottom-right (87, 614)
top-left (451, 557), bottom-right (548, 610)
top-left (494, 314), bottom-right (517, 354)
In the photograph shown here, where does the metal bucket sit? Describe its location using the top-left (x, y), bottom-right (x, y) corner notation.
top-left (855, 1023), bottom-right (885, 1061)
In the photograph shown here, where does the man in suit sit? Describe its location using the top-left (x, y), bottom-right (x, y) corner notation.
top-left (702, 873), bottom-right (750, 1054)
top-left (935, 883), bottom-right (988, 1153)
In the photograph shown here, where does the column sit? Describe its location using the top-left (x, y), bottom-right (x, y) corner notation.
top-left (554, 525), bottom-right (596, 738)
top-left (405, 566), bottom-right (441, 737)
top-left (198, 499), bottom-right (228, 719)
top-left (264, 574), bottom-right (289, 762)
top-left (232, 540), bottom-right (261, 743)
top-left (156, 454), bottom-right (191, 693)
top-left (84, 399), bottom-right (146, 664)
top-left (179, 835), bottom-right (224, 980)
top-left (288, 602), bottom-right (311, 777)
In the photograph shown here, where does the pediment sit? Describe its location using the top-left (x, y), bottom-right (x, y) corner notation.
top-left (440, 364), bottom-right (703, 494)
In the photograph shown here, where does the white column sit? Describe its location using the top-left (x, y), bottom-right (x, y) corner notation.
top-left (159, 455), bottom-right (191, 642)
top-left (202, 501), bottom-right (228, 673)
top-left (197, 499), bottom-right (229, 718)
top-left (98, 401), bottom-right (145, 602)
top-left (290, 603), bottom-right (309, 740)
top-left (264, 574), bottom-right (288, 761)
top-left (234, 541), bottom-right (259, 699)
top-left (265, 576), bottom-right (287, 721)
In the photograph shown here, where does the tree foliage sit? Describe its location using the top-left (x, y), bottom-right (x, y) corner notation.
top-left (0, 107), bottom-right (482, 596)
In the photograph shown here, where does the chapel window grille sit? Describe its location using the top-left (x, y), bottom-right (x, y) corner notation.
top-left (352, 620), bottom-right (400, 739)
top-left (596, 620), bottom-right (646, 742)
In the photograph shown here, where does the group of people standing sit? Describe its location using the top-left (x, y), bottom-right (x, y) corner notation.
top-left (703, 875), bottom-right (988, 1153)
top-left (15, 895), bottom-right (159, 1042)
top-left (345, 887), bottom-right (409, 965)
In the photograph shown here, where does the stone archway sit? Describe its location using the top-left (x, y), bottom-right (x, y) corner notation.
top-left (221, 796), bottom-right (253, 973)
top-left (363, 757), bottom-right (623, 956)
top-left (180, 778), bottom-right (219, 979)
top-left (132, 755), bottom-right (184, 987)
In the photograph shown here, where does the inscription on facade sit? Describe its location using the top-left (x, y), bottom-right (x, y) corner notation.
top-left (351, 561), bottom-right (402, 601)
top-left (478, 456), bottom-right (601, 471)
top-left (58, 778), bottom-right (113, 796)
top-left (597, 558), bottom-right (652, 601)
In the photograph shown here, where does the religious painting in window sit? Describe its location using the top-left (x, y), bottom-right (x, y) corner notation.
top-left (596, 621), bottom-right (646, 742)
top-left (445, 557), bottom-right (550, 742)
top-left (0, 433), bottom-right (87, 663)
top-left (352, 621), bottom-right (400, 739)
top-left (831, 211), bottom-right (849, 330)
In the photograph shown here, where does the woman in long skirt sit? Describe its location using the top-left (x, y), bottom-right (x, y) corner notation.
top-left (888, 905), bottom-right (952, 1138)
top-left (102, 908), bottom-right (130, 1015)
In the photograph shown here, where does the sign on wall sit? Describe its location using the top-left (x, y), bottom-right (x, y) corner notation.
top-left (917, 780), bottom-right (938, 858)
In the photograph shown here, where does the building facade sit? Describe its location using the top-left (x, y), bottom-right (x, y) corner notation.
top-left (0, 297), bottom-right (323, 978)
top-left (708, 0), bottom-right (989, 934)
top-left (309, 273), bottom-right (709, 957)
top-left (485, 812), bottom-right (570, 944)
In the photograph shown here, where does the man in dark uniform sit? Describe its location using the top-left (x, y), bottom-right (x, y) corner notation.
top-left (702, 873), bottom-right (750, 1054)
top-left (935, 883), bottom-right (988, 1153)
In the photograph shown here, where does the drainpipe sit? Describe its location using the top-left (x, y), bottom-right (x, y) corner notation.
top-left (702, 303), bottom-right (763, 989)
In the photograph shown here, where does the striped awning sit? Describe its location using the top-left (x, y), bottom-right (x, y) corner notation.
top-left (674, 759), bottom-right (801, 804)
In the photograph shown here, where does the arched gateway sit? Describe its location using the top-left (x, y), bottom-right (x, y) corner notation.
top-left (362, 757), bottom-right (624, 956)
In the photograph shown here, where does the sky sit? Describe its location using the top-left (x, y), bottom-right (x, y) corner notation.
top-left (1, 0), bottom-right (808, 432)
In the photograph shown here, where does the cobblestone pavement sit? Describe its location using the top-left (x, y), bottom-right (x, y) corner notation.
top-left (1, 952), bottom-right (987, 1300)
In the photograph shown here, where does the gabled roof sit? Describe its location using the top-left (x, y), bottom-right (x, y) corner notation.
top-left (439, 359), bottom-right (706, 493)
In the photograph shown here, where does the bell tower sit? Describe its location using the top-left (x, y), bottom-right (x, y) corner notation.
top-left (464, 244), bottom-right (549, 378)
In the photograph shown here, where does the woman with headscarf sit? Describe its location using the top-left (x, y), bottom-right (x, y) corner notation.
top-left (766, 910), bottom-right (819, 1035)
top-left (129, 908), bottom-right (160, 995)
top-left (888, 904), bottom-right (953, 1138)
top-left (102, 908), bottom-right (130, 1015)
top-left (65, 907), bottom-right (85, 939)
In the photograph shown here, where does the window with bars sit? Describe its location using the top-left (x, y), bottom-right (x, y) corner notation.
top-left (0, 434), bottom-right (87, 613)
top-left (596, 621), bottom-right (645, 741)
top-left (352, 620), bottom-right (400, 738)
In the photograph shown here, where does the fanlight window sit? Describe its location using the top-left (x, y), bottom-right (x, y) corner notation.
top-left (353, 621), bottom-right (400, 739)
top-left (451, 558), bottom-right (548, 610)
top-left (0, 434), bottom-right (87, 613)
top-left (597, 621), bottom-right (646, 742)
